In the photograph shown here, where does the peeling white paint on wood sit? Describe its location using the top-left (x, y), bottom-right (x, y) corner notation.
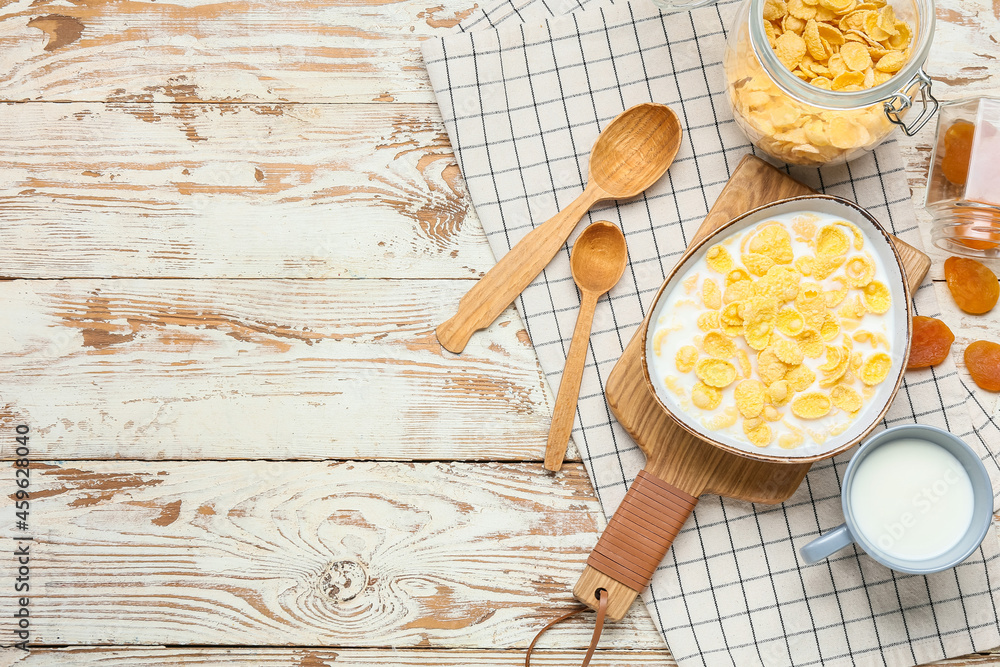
top-left (0, 0), bottom-right (993, 103)
top-left (0, 0), bottom-right (478, 104)
top-left (0, 461), bottom-right (662, 648)
top-left (0, 648), bottom-right (677, 666)
top-left (5, 647), bottom-right (1000, 665)
top-left (0, 102), bottom-right (494, 280)
top-left (0, 279), bottom-right (568, 461)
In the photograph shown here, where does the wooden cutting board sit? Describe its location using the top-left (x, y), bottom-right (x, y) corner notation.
top-left (573, 155), bottom-right (931, 620)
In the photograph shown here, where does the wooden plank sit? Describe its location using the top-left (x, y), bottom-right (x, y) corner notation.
top-left (0, 0), bottom-right (462, 104)
top-left (0, 647), bottom-right (998, 665)
top-left (0, 102), bottom-right (493, 280)
top-left (0, 461), bottom-right (662, 648)
top-left (0, 0), bottom-right (993, 103)
top-left (0, 648), bottom-right (678, 666)
top-left (0, 278), bottom-right (569, 461)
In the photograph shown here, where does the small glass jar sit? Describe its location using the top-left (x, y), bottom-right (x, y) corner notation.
top-left (926, 98), bottom-right (1000, 257)
top-left (723, 0), bottom-right (938, 166)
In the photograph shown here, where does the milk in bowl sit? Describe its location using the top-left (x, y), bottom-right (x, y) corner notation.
top-left (647, 206), bottom-right (901, 458)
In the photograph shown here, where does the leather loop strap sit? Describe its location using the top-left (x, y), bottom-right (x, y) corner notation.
top-left (525, 589), bottom-right (608, 667)
top-left (586, 470), bottom-right (697, 592)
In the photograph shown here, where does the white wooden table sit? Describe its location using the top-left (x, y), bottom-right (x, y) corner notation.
top-left (0, 0), bottom-right (997, 664)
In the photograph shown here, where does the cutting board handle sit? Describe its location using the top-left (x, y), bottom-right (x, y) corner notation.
top-left (573, 468), bottom-right (698, 621)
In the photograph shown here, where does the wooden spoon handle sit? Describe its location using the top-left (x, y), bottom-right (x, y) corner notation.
top-left (436, 185), bottom-right (601, 353)
top-left (574, 468), bottom-right (698, 621)
top-left (544, 290), bottom-right (599, 472)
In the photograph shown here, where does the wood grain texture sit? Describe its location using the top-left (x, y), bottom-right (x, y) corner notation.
top-left (0, 0), bottom-right (992, 104)
top-left (0, 0), bottom-right (469, 104)
top-left (3, 647), bottom-right (1000, 665)
top-left (0, 648), bottom-right (679, 666)
top-left (0, 279), bottom-right (560, 461)
top-left (0, 114), bottom-right (988, 286)
top-left (543, 288), bottom-right (600, 471)
top-left (0, 102), bottom-right (492, 280)
top-left (0, 461), bottom-right (664, 648)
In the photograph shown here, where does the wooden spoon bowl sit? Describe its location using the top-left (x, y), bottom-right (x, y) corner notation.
top-left (590, 103), bottom-right (682, 199)
top-left (570, 221), bottom-right (629, 292)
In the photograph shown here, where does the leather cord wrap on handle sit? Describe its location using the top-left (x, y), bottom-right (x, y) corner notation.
top-left (525, 590), bottom-right (608, 667)
top-left (586, 470), bottom-right (698, 592)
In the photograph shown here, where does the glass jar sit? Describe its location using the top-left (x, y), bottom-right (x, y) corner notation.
top-left (723, 0), bottom-right (938, 166)
top-left (926, 98), bottom-right (1000, 257)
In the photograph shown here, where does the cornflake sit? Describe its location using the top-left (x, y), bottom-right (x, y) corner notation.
top-left (705, 331), bottom-right (737, 358)
top-left (692, 382), bottom-right (723, 410)
top-left (735, 379), bottom-right (768, 418)
top-left (831, 384), bottom-right (862, 412)
top-left (792, 391), bottom-right (833, 418)
top-left (676, 345), bottom-right (699, 373)
top-left (696, 358), bottom-right (738, 388)
top-left (703, 279), bottom-right (723, 310)
top-left (744, 417), bottom-right (774, 447)
top-left (860, 352), bottom-right (892, 385)
top-left (706, 245), bottom-right (735, 273)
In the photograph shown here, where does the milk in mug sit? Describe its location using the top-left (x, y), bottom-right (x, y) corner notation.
top-left (849, 438), bottom-right (975, 561)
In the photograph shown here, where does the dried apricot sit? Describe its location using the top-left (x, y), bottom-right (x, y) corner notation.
top-left (945, 257), bottom-right (999, 314)
top-left (965, 340), bottom-right (1000, 391)
top-left (941, 120), bottom-right (975, 187)
top-left (906, 316), bottom-right (954, 369)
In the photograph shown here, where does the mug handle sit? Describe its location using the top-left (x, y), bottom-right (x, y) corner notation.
top-left (800, 523), bottom-right (854, 565)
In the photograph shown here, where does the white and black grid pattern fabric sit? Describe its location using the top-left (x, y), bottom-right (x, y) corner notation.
top-left (422, 1), bottom-right (1000, 665)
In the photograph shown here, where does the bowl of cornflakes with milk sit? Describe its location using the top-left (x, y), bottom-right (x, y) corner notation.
top-left (642, 195), bottom-right (911, 462)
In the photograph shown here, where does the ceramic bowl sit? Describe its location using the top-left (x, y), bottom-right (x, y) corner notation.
top-left (641, 194), bottom-right (912, 463)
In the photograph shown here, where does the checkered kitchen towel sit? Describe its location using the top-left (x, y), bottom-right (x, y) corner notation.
top-left (422, 1), bottom-right (1000, 665)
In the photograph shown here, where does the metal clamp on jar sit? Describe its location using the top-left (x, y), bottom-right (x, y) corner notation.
top-left (723, 0), bottom-right (938, 166)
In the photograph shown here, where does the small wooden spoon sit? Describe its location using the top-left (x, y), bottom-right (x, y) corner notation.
top-left (544, 221), bottom-right (628, 472)
top-left (436, 103), bottom-right (681, 353)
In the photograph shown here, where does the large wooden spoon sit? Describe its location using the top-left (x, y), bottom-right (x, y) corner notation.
top-left (436, 103), bottom-right (682, 353)
top-left (544, 221), bottom-right (629, 472)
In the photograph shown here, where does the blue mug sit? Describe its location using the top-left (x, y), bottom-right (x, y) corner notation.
top-left (800, 424), bottom-right (994, 575)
